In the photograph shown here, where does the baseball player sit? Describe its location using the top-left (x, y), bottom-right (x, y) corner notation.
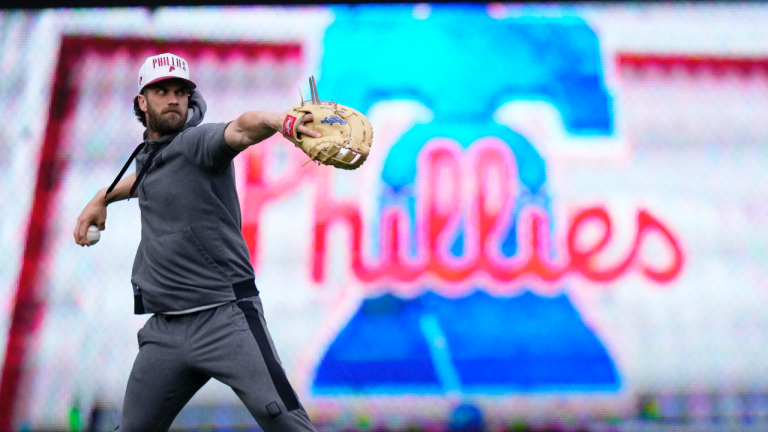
top-left (73, 53), bottom-right (320, 432)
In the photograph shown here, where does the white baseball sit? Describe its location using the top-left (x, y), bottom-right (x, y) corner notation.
top-left (87, 225), bottom-right (101, 245)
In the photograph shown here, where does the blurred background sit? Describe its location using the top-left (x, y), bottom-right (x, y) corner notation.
top-left (2, 2), bottom-right (768, 431)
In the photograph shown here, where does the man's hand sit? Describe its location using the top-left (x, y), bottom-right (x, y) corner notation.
top-left (73, 172), bottom-right (137, 247)
top-left (290, 112), bottom-right (320, 140)
top-left (74, 195), bottom-right (107, 247)
top-left (224, 111), bottom-right (321, 152)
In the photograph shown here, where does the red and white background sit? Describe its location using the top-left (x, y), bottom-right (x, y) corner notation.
top-left (1, 3), bottom-right (768, 431)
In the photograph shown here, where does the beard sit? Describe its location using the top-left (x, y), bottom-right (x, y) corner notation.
top-left (146, 100), bottom-right (188, 136)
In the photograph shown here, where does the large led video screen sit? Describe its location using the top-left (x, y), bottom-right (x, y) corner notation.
top-left (1, 3), bottom-right (768, 430)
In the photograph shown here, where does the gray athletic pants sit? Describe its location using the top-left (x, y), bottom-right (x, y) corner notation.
top-left (116, 296), bottom-right (317, 432)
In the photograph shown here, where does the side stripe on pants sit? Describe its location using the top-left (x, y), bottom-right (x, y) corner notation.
top-left (237, 302), bottom-right (300, 411)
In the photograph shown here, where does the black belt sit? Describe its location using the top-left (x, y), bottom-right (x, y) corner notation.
top-left (133, 279), bottom-right (259, 315)
top-left (233, 279), bottom-right (260, 300)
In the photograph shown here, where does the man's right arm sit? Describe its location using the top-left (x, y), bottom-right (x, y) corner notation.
top-left (73, 172), bottom-right (138, 247)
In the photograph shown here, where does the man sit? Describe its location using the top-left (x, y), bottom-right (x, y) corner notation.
top-left (73, 53), bottom-right (319, 432)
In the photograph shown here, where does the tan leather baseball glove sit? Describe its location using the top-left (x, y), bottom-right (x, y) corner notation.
top-left (281, 76), bottom-right (373, 170)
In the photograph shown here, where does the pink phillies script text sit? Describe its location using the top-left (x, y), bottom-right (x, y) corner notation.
top-left (240, 138), bottom-right (684, 296)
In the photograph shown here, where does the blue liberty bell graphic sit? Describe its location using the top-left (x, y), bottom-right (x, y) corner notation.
top-left (312, 5), bottom-right (620, 393)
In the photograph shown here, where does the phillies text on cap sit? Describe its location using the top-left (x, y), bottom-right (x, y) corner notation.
top-left (138, 53), bottom-right (196, 93)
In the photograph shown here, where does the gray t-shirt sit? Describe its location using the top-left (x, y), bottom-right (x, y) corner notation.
top-left (130, 122), bottom-right (256, 313)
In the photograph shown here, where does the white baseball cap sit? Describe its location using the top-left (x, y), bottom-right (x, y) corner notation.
top-left (137, 53), bottom-right (196, 93)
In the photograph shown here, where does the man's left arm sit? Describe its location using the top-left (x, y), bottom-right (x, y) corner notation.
top-left (224, 111), bottom-right (320, 152)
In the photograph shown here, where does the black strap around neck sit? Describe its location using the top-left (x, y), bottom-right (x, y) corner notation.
top-left (128, 145), bottom-right (163, 199)
top-left (105, 142), bottom-right (145, 199)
